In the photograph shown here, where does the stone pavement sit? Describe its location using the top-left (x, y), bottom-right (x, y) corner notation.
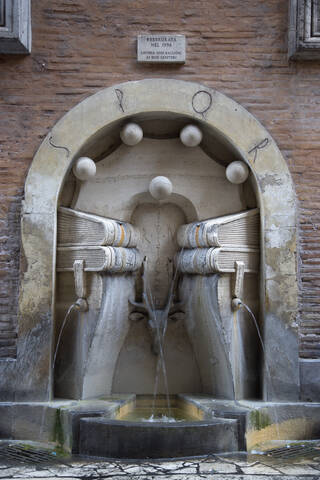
top-left (1, 453), bottom-right (320, 480)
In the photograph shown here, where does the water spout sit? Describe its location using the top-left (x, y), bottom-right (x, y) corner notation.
top-left (232, 297), bottom-right (243, 311)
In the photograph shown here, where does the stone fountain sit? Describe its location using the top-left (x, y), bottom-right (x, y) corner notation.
top-left (0, 79), bottom-right (319, 458)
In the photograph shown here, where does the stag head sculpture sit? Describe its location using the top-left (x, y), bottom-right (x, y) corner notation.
top-left (129, 258), bottom-right (184, 355)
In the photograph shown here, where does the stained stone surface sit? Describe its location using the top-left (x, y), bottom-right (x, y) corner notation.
top-left (4, 79), bottom-right (299, 409)
top-left (79, 416), bottom-right (239, 458)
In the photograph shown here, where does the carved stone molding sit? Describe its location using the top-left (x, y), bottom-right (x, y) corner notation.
top-left (289, 0), bottom-right (320, 59)
top-left (0, 0), bottom-right (31, 54)
top-left (13, 79), bottom-right (298, 402)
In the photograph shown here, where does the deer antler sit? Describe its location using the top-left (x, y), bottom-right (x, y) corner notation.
top-left (129, 257), bottom-right (154, 316)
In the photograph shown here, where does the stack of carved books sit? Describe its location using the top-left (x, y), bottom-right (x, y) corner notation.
top-left (176, 208), bottom-right (259, 274)
top-left (57, 207), bottom-right (141, 273)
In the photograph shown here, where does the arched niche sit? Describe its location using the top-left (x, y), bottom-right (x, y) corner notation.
top-left (12, 79), bottom-right (298, 402)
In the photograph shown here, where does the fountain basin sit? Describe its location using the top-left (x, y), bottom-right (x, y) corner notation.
top-left (79, 417), bottom-right (238, 459)
top-left (78, 396), bottom-right (240, 459)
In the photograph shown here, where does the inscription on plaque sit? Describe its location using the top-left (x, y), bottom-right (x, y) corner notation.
top-left (137, 34), bottom-right (186, 63)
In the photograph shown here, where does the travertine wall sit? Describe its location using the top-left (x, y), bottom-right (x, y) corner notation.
top-left (0, 0), bottom-right (320, 358)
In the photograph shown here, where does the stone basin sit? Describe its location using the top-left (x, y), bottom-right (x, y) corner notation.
top-left (78, 395), bottom-right (240, 459)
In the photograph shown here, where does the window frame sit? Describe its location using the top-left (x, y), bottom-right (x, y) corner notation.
top-left (0, 0), bottom-right (31, 54)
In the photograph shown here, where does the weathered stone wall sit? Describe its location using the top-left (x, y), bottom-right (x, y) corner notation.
top-left (0, 0), bottom-right (319, 358)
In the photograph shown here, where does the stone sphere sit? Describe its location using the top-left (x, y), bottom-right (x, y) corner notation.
top-left (149, 176), bottom-right (173, 200)
top-left (180, 124), bottom-right (203, 147)
top-left (226, 161), bottom-right (249, 184)
top-left (120, 122), bottom-right (143, 146)
top-left (72, 157), bottom-right (96, 181)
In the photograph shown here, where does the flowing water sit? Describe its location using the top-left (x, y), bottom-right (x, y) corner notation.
top-left (239, 301), bottom-right (280, 439)
top-left (39, 302), bottom-right (79, 442)
top-left (147, 241), bottom-right (186, 418)
top-left (145, 278), bottom-right (172, 417)
top-left (52, 302), bottom-right (79, 373)
top-left (119, 406), bottom-right (199, 423)
top-left (150, 306), bottom-right (171, 417)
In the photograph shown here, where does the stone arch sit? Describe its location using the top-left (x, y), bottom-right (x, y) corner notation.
top-left (15, 79), bottom-right (298, 401)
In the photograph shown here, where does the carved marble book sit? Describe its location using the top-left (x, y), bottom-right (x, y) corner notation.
top-left (57, 246), bottom-right (142, 272)
top-left (176, 247), bottom-right (259, 274)
top-left (177, 208), bottom-right (259, 248)
top-left (58, 207), bottom-right (139, 247)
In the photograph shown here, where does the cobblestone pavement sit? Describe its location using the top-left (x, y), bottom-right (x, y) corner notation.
top-left (1, 453), bottom-right (320, 480)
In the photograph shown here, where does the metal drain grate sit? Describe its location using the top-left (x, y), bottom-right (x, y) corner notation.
top-left (265, 444), bottom-right (320, 459)
top-left (0, 444), bottom-right (65, 466)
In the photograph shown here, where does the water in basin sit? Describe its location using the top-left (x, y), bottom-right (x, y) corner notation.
top-left (118, 406), bottom-right (199, 423)
top-left (116, 395), bottom-right (204, 424)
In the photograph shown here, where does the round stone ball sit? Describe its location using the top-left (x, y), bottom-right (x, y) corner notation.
top-left (120, 122), bottom-right (143, 146)
top-left (149, 176), bottom-right (173, 201)
top-left (180, 124), bottom-right (203, 147)
top-left (225, 161), bottom-right (249, 184)
top-left (72, 157), bottom-right (96, 181)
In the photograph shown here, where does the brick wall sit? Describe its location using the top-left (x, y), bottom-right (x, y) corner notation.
top-left (0, 0), bottom-right (319, 357)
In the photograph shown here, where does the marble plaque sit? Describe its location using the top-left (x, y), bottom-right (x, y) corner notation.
top-left (137, 34), bottom-right (186, 63)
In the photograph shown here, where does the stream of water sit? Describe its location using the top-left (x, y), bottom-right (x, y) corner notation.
top-left (39, 302), bottom-right (80, 441)
top-left (147, 284), bottom-right (173, 418)
top-left (239, 301), bottom-right (280, 438)
top-left (52, 302), bottom-right (79, 373)
top-left (147, 244), bottom-right (186, 420)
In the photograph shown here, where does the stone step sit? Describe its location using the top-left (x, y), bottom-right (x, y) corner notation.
top-left (79, 416), bottom-right (239, 459)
